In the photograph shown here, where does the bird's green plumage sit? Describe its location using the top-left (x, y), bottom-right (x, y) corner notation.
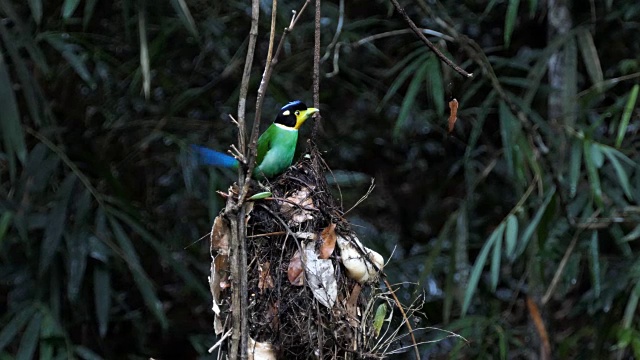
top-left (193, 101), bottom-right (318, 178)
top-left (255, 124), bottom-right (298, 178)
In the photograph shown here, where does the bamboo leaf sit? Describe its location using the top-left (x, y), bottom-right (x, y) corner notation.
top-left (569, 138), bottom-right (583, 198)
top-left (583, 141), bottom-right (604, 207)
top-left (576, 28), bottom-right (604, 87)
top-left (394, 60), bottom-right (429, 138)
top-left (505, 214), bottom-right (518, 259)
top-left (0, 48), bottom-right (27, 165)
top-left (93, 264), bottom-right (111, 338)
top-left (62, 0), bottom-right (81, 19)
top-left (0, 210), bottom-right (13, 246)
top-left (108, 217), bottom-right (168, 328)
top-left (75, 345), bottom-right (104, 360)
top-left (622, 224), bottom-right (640, 242)
top-left (616, 84), bottom-right (639, 148)
top-left (499, 101), bottom-right (516, 177)
top-left (169, 0), bottom-right (199, 36)
top-left (39, 174), bottom-right (77, 276)
top-left (563, 36), bottom-right (577, 126)
top-left (462, 225), bottom-right (503, 315)
top-left (504, 0), bottom-right (521, 48)
top-left (16, 312), bottom-right (41, 360)
top-left (528, 0), bottom-right (538, 17)
top-left (83, 0), bottom-right (99, 29)
top-left (0, 306), bottom-right (36, 351)
top-left (380, 53), bottom-right (428, 109)
top-left (41, 33), bottom-right (96, 88)
top-left (622, 281), bottom-right (640, 329)
top-left (27, 0), bottom-right (42, 24)
top-left (425, 55), bottom-right (445, 116)
top-left (109, 207), bottom-right (208, 298)
top-left (516, 187), bottom-right (556, 257)
top-left (138, 7), bottom-right (150, 99)
top-left (601, 146), bottom-right (633, 199)
top-left (588, 231), bottom-right (601, 297)
top-left (491, 223), bottom-right (506, 291)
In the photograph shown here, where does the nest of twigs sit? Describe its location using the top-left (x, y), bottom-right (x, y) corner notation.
top-left (210, 144), bottom-right (399, 359)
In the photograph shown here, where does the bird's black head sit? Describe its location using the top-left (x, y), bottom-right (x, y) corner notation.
top-left (273, 100), bottom-right (318, 129)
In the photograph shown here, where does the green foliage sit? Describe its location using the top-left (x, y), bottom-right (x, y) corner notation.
top-left (1, 0), bottom-right (639, 358)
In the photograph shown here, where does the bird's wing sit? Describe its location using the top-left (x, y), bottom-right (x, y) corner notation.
top-left (256, 124), bottom-right (274, 166)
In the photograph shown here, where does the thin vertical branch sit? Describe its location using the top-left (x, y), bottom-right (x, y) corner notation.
top-left (236, 0), bottom-right (261, 156)
top-left (237, 1), bottom-right (312, 205)
top-left (228, 1), bottom-right (259, 359)
top-left (311, 0), bottom-right (322, 139)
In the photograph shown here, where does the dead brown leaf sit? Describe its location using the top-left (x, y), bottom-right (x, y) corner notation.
top-left (211, 215), bottom-right (230, 254)
top-left (258, 261), bottom-right (274, 293)
top-left (319, 223), bottom-right (337, 259)
top-left (287, 250), bottom-right (305, 286)
top-left (448, 98), bottom-right (459, 133)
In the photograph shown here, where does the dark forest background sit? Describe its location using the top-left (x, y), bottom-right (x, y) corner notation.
top-left (1, 0), bottom-right (639, 358)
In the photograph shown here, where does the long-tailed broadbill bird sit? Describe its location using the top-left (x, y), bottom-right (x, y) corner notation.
top-left (192, 101), bottom-right (319, 178)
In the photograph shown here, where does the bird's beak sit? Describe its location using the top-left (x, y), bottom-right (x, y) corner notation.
top-left (295, 107), bottom-right (319, 129)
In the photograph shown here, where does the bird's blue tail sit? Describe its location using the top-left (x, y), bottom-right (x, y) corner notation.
top-left (190, 145), bottom-right (238, 168)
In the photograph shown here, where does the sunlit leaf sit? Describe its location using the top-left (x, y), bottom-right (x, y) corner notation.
top-left (504, 214), bottom-right (518, 259)
top-left (373, 303), bottom-right (387, 337)
top-left (490, 223), bottom-right (506, 291)
top-left (616, 84), bottom-right (639, 148)
top-left (16, 312), bottom-right (41, 360)
top-left (504, 0), bottom-right (521, 48)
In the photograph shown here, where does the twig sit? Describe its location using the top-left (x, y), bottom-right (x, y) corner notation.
top-left (343, 178), bottom-right (375, 216)
top-left (383, 278), bottom-right (421, 360)
top-left (388, 0), bottom-right (472, 78)
top-left (208, 330), bottom-right (233, 353)
top-left (320, 0), bottom-right (344, 62)
top-left (239, 1), bottom-right (312, 206)
top-left (312, 0), bottom-right (322, 138)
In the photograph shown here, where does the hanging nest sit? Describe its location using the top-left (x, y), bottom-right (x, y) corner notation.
top-left (209, 143), bottom-right (400, 359)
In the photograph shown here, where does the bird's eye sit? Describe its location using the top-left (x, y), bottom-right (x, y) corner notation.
top-left (294, 110), bottom-right (300, 116)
